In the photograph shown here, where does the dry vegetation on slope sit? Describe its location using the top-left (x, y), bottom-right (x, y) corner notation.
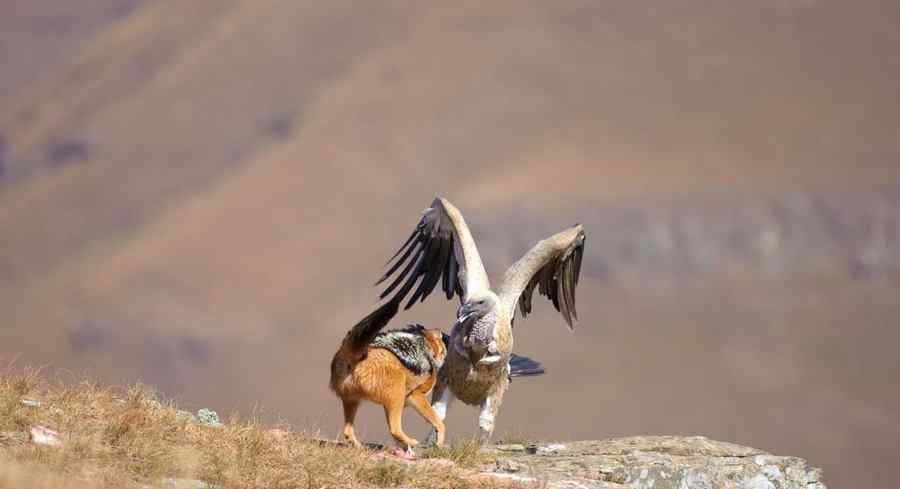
top-left (0, 365), bottom-right (497, 489)
top-left (0, 366), bottom-right (834, 489)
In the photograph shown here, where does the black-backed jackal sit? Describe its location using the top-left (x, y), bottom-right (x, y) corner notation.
top-left (329, 301), bottom-right (447, 452)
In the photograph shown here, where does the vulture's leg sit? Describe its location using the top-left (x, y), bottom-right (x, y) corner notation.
top-left (478, 377), bottom-right (508, 444)
top-left (425, 377), bottom-right (454, 446)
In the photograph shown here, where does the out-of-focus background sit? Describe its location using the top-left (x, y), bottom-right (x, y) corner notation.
top-left (1, 1), bottom-right (898, 487)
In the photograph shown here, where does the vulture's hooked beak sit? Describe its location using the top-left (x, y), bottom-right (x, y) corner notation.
top-left (456, 303), bottom-right (476, 325)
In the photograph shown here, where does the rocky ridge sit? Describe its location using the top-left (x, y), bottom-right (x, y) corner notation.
top-left (477, 436), bottom-right (826, 489)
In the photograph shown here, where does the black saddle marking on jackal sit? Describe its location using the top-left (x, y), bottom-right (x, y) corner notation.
top-left (371, 324), bottom-right (436, 375)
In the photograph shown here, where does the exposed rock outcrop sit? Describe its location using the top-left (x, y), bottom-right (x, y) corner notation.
top-left (479, 436), bottom-right (826, 489)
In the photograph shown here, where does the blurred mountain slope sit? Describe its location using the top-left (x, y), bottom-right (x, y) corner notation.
top-left (1, 3), bottom-right (899, 489)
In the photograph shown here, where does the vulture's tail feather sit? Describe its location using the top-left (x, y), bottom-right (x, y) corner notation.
top-left (509, 353), bottom-right (545, 378)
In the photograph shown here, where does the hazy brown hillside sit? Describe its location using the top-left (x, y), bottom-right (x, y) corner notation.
top-left (2, 2), bottom-right (899, 489)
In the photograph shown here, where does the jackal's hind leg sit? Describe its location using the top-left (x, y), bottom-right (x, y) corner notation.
top-left (341, 399), bottom-right (361, 448)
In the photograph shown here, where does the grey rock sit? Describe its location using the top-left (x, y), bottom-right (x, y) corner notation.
top-left (196, 408), bottom-right (223, 428)
top-left (539, 443), bottom-right (568, 454)
top-left (494, 443), bottom-right (527, 452)
top-left (495, 458), bottom-right (526, 473)
top-left (481, 436), bottom-right (827, 489)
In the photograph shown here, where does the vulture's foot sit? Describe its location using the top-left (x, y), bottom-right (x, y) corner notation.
top-left (424, 428), bottom-right (440, 447)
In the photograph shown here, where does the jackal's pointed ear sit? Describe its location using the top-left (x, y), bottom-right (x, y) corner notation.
top-left (403, 323), bottom-right (426, 335)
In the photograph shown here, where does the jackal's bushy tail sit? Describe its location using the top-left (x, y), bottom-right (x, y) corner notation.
top-left (344, 298), bottom-right (400, 352)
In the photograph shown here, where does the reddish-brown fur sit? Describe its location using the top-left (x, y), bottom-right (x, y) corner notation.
top-left (330, 329), bottom-right (447, 450)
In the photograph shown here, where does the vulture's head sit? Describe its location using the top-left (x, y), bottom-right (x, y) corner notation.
top-left (457, 292), bottom-right (501, 364)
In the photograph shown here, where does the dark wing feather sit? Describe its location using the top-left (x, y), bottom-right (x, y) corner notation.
top-left (376, 198), bottom-right (465, 311)
top-left (517, 229), bottom-right (585, 328)
top-left (508, 353), bottom-right (545, 378)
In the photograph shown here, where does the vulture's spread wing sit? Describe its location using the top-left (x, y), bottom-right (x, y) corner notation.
top-left (376, 197), bottom-right (490, 311)
top-left (498, 225), bottom-right (585, 329)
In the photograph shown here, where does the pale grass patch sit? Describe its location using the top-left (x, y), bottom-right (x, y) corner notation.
top-left (0, 364), bottom-right (508, 489)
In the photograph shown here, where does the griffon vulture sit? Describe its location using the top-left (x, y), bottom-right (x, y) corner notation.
top-left (366, 197), bottom-right (585, 443)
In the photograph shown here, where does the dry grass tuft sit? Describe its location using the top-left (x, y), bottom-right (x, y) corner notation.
top-left (0, 364), bottom-right (506, 489)
top-left (421, 437), bottom-right (487, 469)
top-left (0, 365), bottom-right (42, 434)
top-left (357, 460), bottom-right (415, 487)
